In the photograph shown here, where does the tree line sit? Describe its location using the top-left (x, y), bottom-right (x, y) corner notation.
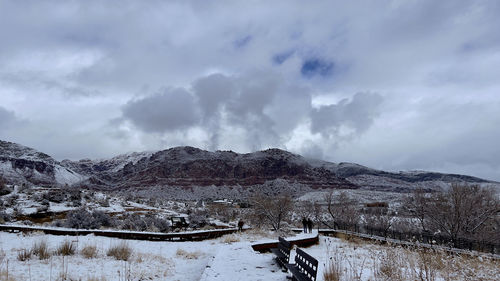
top-left (249, 183), bottom-right (499, 252)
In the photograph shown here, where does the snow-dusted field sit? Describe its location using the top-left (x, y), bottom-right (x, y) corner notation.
top-left (1, 231), bottom-right (212, 281)
top-left (0, 229), bottom-right (290, 281)
top-left (1, 230), bottom-right (498, 281)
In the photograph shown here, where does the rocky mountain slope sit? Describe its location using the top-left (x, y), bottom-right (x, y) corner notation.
top-left (1, 139), bottom-right (496, 193)
top-left (0, 140), bottom-right (85, 186)
top-left (63, 147), bottom-right (356, 190)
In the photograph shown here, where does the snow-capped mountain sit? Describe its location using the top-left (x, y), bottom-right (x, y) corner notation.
top-left (0, 140), bottom-right (85, 186)
top-left (1, 139), bottom-right (496, 193)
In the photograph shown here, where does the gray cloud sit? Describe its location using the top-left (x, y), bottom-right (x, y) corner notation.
top-left (120, 72), bottom-right (384, 155)
top-left (311, 92), bottom-right (383, 138)
top-left (0, 107), bottom-right (21, 130)
top-left (120, 72), bottom-right (315, 151)
top-left (122, 88), bottom-right (200, 133)
top-left (193, 74), bottom-right (235, 118)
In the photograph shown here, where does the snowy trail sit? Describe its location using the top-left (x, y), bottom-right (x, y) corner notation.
top-left (199, 241), bottom-right (284, 281)
top-left (201, 232), bottom-right (319, 281)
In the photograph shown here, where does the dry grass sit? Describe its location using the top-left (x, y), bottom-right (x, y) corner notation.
top-left (222, 234), bottom-right (240, 244)
top-left (0, 270), bottom-right (17, 281)
top-left (175, 248), bottom-right (202, 259)
top-left (81, 245), bottom-right (98, 259)
top-left (32, 240), bottom-right (51, 260)
top-left (323, 248), bottom-right (343, 281)
top-left (336, 232), bottom-right (364, 245)
top-left (374, 247), bottom-right (406, 281)
top-left (56, 240), bottom-right (76, 256)
top-left (242, 228), bottom-right (275, 240)
top-left (413, 249), bottom-right (438, 281)
top-left (330, 237), bottom-right (500, 281)
top-left (16, 248), bottom-right (32, 261)
top-left (135, 252), bottom-right (169, 264)
top-left (87, 276), bottom-right (107, 281)
top-left (106, 242), bottom-right (132, 261)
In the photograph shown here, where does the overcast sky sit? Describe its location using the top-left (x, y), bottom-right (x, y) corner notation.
top-left (1, 0), bottom-right (499, 181)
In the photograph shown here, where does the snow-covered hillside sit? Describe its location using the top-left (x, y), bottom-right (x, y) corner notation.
top-left (2, 139), bottom-right (498, 193)
top-left (0, 140), bottom-right (85, 186)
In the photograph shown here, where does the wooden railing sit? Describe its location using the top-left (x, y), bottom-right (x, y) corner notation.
top-left (0, 224), bottom-right (241, 241)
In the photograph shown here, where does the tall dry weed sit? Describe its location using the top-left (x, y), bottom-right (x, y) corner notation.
top-left (32, 240), bottom-right (51, 260)
top-left (323, 247), bottom-right (343, 281)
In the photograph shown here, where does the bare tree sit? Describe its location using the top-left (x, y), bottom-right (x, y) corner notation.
top-left (250, 193), bottom-right (293, 231)
top-left (403, 188), bottom-right (430, 232)
top-left (363, 207), bottom-right (393, 237)
top-left (296, 200), bottom-right (314, 219)
top-left (324, 191), bottom-right (360, 230)
top-left (413, 184), bottom-right (500, 247)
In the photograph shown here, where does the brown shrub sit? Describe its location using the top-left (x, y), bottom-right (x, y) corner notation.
top-left (17, 248), bottom-right (32, 261)
top-left (32, 240), bottom-right (51, 260)
top-left (56, 240), bottom-right (76, 256)
top-left (106, 243), bottom-right (132, 261)
top-left (81, 245), bottom-right (98, 259)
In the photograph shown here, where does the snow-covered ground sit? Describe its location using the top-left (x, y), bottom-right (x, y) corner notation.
top-left (1, 230), bottom-right (498, 281)
top-left (0, 231), bottom-right (221, 281)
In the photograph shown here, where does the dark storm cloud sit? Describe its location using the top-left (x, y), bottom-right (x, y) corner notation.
top-left (122, 89), bottom-right (200, 133)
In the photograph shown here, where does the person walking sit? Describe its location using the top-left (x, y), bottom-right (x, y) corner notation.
top-left (302, 217), bottom-right (307, 233)
top-left (238, 220), bottom-right (244, 231)
top-left (307, 218), bottom-right (313, 233)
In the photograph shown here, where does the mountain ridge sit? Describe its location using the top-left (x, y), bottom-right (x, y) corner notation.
top-left (1, 140), bottom-right (496, 193)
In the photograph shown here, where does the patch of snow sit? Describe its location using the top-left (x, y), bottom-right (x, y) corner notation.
top-left (49, 203), bottom-right (75, 213)
top-left (19, 207), bottom-right (38, 215)
top-left (54, 165), bottom-right (86, 185)
top-left (106, 151), bottom-right (154, 172)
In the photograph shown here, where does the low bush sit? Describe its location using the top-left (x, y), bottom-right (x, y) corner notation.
top-left (175, 248), bottom-right (201, 259)
top-left (32, 240), bottom-right (51, 260)
top-left (81, 245), bottom-right (98, 259)
top-left (56, 240), bottom-right (76, 256)
top-left (188, 210), bottom-right (208, 229)
top-left (119, 214), bottom-right (170, 232)
top-left (64, 208), bottom-right (114, 229)
top-left (88, 277), bottom-right (107, 281)
top-left (17, 248), bottom-right (32, 261)
top-left (0, 186), bottom-right (12, 196)
top-left (107, 243), bottom-right (132, 261)
top-left (3, 194), bottom-right (18, 207)
top-left (222, 234), bottom-right (240, 244)
top-left (43, 191), bottom-right (65, 203)
top-left (0, 211), bottom-right (11, 223)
